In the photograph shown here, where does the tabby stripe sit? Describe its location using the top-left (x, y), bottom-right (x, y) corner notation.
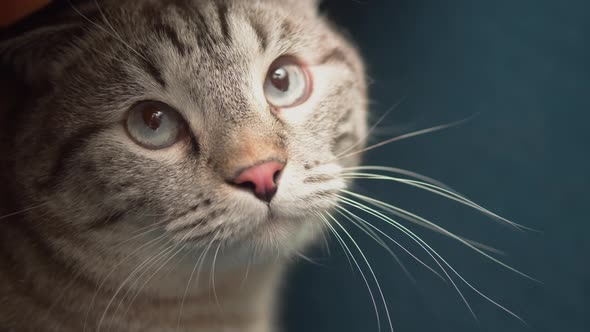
top-left (0, 223), bottom-right (58, 312)
top-left (193, 5), bottom-right (216, 53)
top-left (248, 16), bottom-right (269, 51)
top-left (171, 208), bottom-right (225, 234)
top-left (339, 107), bottom-right (354, 124)
top-left (139, 50), bottom-right (167, 88)
top-left (47, 125), bottom-right (104, 188)
top-left (280, 20), bottom-right (295, 40)
top-left (87, 211), bottom-right (126, 230)
top-left (184, 229), bottom-right (220, 243)
top-left (314, 189), bottom-right (340, 198)
top-left (303, 175), bottom-right (334, 184)
top-left (320, 47), bottom-right (355, 71)
top-left (334, 131), bottom-right (357, 147)
top-left (2, 217), bottom-right (99, 292)
top-left (217, 3), bottom-right (232, 43)
top-left (154, 21), bottom-right (190, 56)
top-left (173, 202), bottom-right (201, 223)
top-left (190, 136), bottom-right (200, 155)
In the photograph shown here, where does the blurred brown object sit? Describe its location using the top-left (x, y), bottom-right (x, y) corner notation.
top-left (0, 0), bottom-right (51, 27)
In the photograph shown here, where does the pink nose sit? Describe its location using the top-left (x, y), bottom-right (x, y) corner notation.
top-left (231, 161), bottom-right (285, 203)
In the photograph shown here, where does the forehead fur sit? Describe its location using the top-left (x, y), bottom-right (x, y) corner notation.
top-left (0, 0), bottom-right (368, 253)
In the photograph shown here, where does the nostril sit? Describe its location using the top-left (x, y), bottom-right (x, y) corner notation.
top-left (272, 169), bottom-right (282, 185)
top-left (236, 180), bottom-right (257, 193)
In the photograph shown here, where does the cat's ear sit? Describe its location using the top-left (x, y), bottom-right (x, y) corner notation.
top-left (301, 0), bottom-right (320, 6)
top-left (0, 3), bottom-right (87, 85)
top-left (0, 24), bottom-right (84, 84)
top-left (284, 0), bottom-right (320, 13)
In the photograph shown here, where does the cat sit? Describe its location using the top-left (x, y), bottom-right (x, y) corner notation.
top-left (0, 0), bottom-right (368, 331)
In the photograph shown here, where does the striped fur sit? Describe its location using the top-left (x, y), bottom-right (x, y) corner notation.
top-left (0, 0), bottom-right (367, 331)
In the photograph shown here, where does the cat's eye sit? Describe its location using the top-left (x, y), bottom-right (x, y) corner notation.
top-left (264, 56), bottom-right (312, 108)
top-left (125, 101), bottom-right (187, 149)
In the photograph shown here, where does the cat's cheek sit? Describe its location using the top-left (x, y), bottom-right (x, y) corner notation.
top-left (271, 163), bottom-right (345, 219)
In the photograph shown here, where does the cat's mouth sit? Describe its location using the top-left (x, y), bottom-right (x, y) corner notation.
top-left (165, 161), bottom-right (345, 250)
top-left (166, 188), bottom-right (338, 249)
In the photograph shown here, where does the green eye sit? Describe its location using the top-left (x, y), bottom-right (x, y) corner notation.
top-left (264, 56), bottom-right (312, 108)
top-left (125, 101), bottom-right (187, 149)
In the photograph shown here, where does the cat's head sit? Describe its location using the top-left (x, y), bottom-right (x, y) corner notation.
top-left (0, 0), bottom-right (367, 259)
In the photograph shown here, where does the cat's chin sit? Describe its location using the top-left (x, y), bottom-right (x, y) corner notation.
top-left (217, 212), bottom-right (327, 264)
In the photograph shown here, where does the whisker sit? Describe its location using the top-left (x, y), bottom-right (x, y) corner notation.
top-left (126, 209), bottom-right (169, 217)
top-left (67, 0), bottom-right (152, 64)
top-left (316, 212), bottom-right (383, 332)
top-left (111, 243), bottom-right (180, 319)
top-left (121, 243), bottom-right (189, 320)
top-left (341, 172), bottom-right (536, 232)
top-left (210, 241), bottom-right (223, 310)
top-left (332, 115), bottom-right (476, 163)
top-left (336, 196), bottom-right (477, 320)
top-left (317, 218), bottom-right (332, 256)
top-left (319, 212), bottom-right (354, 271)
top-left (336, 98), bottom-right (405, 159)
top-left (90, 47), bottom-right (151, 77)
top-left (44, 270), bottom-right (86, 325)
top-left (110, 243), bottom-right (179, 328)
top-left (93, 0), bottom-right (123, 44)
top-left (83, 232), bottom-right (168, 332)
top-left (293, 251), bottom-right (322, 265)
top-left (337, 195), bottom-right (529, 323)
top-left (335, 206), bottom-right (446, 282)
top-left (110, 222), bottom-right (167, 250)
top-left (0, 202), bottom-right (50, 221)
top-left (343, 165), bottom-right (456, 193)
top-left (344, 190), bottom-right (506, 255)
top-left (325, 212), bottom-right (394, 332)
top-left (239, 255), bottom-right (252, 291)
top-left (96, 239), bottom-right (175, 331)
top-left (346, 189), bottom-right (538, 279)
top-left (335, 207), bottom-right (416, 283)
top-left (177, 233), bottom-right (218, 330)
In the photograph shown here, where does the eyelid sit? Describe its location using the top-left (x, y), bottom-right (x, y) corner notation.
top-left (264, 55), bottom-right (314, 109)
top-left (124, 100), bottom-right (193, 150)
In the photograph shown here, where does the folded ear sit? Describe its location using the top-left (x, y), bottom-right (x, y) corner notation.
top-left (1, 25), bottom-right (82, 84)
top-left (0, 2), bottom-right (89, 85)
top-left (301, 0), bottom-right (320, 6)
top-left (283, 0), bottom-right (320, 13)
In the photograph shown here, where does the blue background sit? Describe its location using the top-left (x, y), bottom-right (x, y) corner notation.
top-left (282, 1), bottom-right (589, 331)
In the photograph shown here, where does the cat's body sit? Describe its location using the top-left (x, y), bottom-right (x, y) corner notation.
top-left (0, 0), bottom-right (367, 331)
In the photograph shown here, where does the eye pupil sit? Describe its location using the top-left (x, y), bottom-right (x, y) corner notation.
top-left (271, 67), bottom-right (290, 92)
top-left (264, 56), bottom-right (312, 108)
top-left (126, 101), bottom-right (187, 150)
top-left (142, 109), bottom-right (163, 130)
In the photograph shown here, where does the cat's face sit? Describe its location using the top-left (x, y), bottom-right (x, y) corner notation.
top-left (2, 0), bottom-right (367, 259)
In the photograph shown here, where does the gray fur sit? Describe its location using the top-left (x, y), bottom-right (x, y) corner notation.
top-left (0, 1), bottom-right (367, 331)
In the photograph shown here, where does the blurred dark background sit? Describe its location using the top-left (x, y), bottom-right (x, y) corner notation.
top-left (282, 1), bottom-right (589, 331)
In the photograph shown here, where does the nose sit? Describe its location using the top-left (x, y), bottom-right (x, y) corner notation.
top-left (230, 161), bottom-right (285, 203)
